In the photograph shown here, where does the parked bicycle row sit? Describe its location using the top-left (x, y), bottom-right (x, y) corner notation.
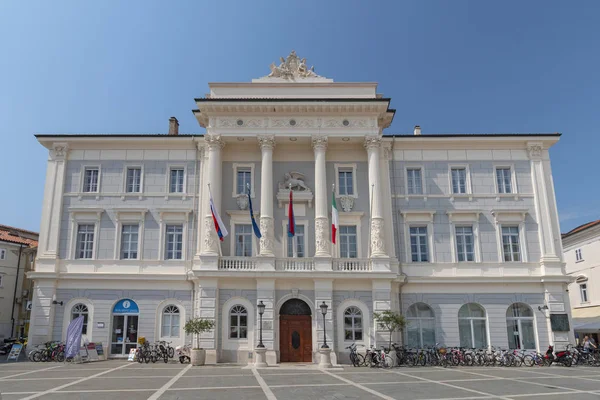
top-left (135, 339), bottom-right (175, 364)
top-left (27, 341), bottom-right (68, 362)
top-left (346, 343), bottom-right (600, 368)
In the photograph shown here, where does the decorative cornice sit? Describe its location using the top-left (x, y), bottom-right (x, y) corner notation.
top-left (311, 135), bottom-right (328, 151)
top-left (51, 142), bottom-right (69, 161)
top-left (526, 142), bottom-right (544, 160)
top-left (364, 135), bottom-right (382, 150)
top-left (257, 135), bottom-right (276, 150)
top-left (204, 134), bottom-right (225, 150)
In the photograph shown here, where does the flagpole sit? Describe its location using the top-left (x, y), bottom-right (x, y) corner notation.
top-left (207, 183), bottom-right (224, 257)
top-left (368, 183), bottom-right (374, 259)
top-left (331, 184), bottom-right (335, 257)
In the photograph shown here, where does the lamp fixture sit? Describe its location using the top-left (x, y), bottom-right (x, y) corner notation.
top-left (537, 305), bottom-right (549, 312)
top-left (237, 137), bottom-right (245, 141)
top-left (52, 294), bottom-right (63, 306)
top-left (289, 137), bottom-right (297, 141)
top-left (342, 137), bottom-right (350, 142)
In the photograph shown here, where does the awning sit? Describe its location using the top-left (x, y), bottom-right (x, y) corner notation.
top-left (572, 306), bottom-right (600, 319)
top-left (572, 306), bottom-right (600, 331)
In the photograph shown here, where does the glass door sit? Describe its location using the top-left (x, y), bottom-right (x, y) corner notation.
top-left (111, 315), bottom-right (139, 356)
top-left (111, 315), bottom-right (125, 355)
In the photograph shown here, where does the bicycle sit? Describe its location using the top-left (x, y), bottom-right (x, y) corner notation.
top-left (346, 343), bottom-right (365, 367)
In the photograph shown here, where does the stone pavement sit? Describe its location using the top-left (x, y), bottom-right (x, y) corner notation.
top-left (1, 361), bottom-right (600, 400)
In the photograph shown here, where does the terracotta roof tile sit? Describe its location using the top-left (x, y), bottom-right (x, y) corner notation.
top-left (0, 226), bottom-right (38, 247)
top-left (562, 220), bottom-right (600, 239)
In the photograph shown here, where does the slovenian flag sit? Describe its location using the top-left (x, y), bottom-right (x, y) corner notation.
top-left (332, 192), bottom-right (339, 244)
top-left (210, 193), bottom-right (228, 241)
top-left (288, 189), bottom-right (295, 237)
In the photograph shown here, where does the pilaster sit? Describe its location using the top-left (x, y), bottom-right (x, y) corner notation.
top-left (372, 280), bottom-right (392, 348)
top-left (314, 279), bottom-right (337, 365)
top-left (38, 143), bottom-right (69, 269)
top-left (196, 278), bottom-right (219, 363)
top-left (28, 280), bottom-right (57, 346)
top-left (256, 279), bottom-right (277, 365)
top-left (195, 143), bottom-right (207, 259)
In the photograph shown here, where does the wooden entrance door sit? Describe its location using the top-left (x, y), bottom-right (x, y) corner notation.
top-left (280, 315), bottom-right (312, 362)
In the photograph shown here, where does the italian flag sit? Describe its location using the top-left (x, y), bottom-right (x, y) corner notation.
top-left (332, 194), bottom-right (339, 244)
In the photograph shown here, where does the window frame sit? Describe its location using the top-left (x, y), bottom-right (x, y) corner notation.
top-left (0, 248), bottom-right (5, 260)
top-left (506, 303), bottom-right (536, 350)
top-left (71, 303), bottom-right (89, 335)
top-left (343, 306), bottom-right (363, 342)
top-left (232, 163), bottom-right (255, 198)
top-left (167, 165), bottom-right (187, 195)
top-left (339, 225), bottom-right (359, 259)
top-left (114, 209), bottom-right (147, 261)
top-left (409, 226), bottom-right (429, 263)
top-left (404, 166), bottom-right (425, 196)
top-left (501, 225), bottom-right (521, 262)
top-left (492, 210), bottom-right (528, 263)
top-left (448, 164), bottom-right (472, 197)
top-left (575, 248), bottom-right (583, 262)
top-left (161, 305), bottom-right (181, 338)
top-left (448, 211), bottom-right (482, 263)
top-left (282, 220), bottom-right (309, 258)
top-left (406, 303), bottom-right (436, 348)
top-left (0, 274), bottom-right (4, 287)
top-left (401, 211), bottom-right (436, 263)
top-left (122, 165), bottom-right (144, 194)
top-left (120, 224), bottom-right (140, 260)
top-left (458, 303), bottom-right (489, 349)
top-left (493, 164), bottom-right (518, 196)
top-left (233, 224), bottom-right (253, 257)
top-left (68, 208), bottom-right (104, 261)
top-left (334, 163), bottom-right (358, 198)
top-left (226, 211), bottom-right (260, 257)
top-left (333, 212), bottom-right (364, 258)
top-left (80, 165), bottom-right (101, 194)
top-left (580, 283), bottom-right (589, 303)
top-left (228, 305), bottom-right (248, 339)
top-left (164, 224), bottom-right (184, 260)
top-left (157, 209), bottom-right (190, 261)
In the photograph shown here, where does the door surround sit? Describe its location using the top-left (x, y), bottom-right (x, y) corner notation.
top-left (277, 297), bottom-right (314, 362)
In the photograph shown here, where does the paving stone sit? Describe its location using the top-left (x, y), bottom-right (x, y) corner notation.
top-left (161, 388), bottom-right (267, 400)
top-left (271, 385), bottom-right (381, 400)
top-left (175, 375), bottom-right (259, 388)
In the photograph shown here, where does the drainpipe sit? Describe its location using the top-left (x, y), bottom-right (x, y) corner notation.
top-left (10, 244), bottom-right (24, 338)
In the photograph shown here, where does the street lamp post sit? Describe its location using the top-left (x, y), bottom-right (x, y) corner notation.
top-left (254, 300), bottom-right (267, 367)
top-left (318, 301), bottom-right (332, 368)
top-left (320, 301), bottom-right (329, 349)
top-left (257, 301), bottom-right (265, 348)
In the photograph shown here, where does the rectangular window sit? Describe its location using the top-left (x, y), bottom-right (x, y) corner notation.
top-left (451, 168), bottom-right (467, 194)
top-left (126, 168), bottom-right (142, 193)
top-left (76, 224), bottom-right (95, 259)
top-left (580, 284), bottom-right (588, 303)
top-left (83, 168), bottom-right (99, 193)
top-left (410, 226), bottom-right (429, 262)
top-left (338, 169), bottom-right (354, 196)
top-left (287, 224), bottom-right (305, 257)
top-left (501, 226), bottom-right (521, 262)
top-left (120, 224), bottom-right (139, 259)
top-left (496, 167), bottom-right (513, 194)
top-left (455, 226), bottom-right (474, 262)
top-left (236, 168), bottom-right (252, 195)
top-left (165, 224), bottom-right (183, 260)
top-left (169, 168), bottom-right (185, 193)
top-left (339, 226), bottom-right (358, 258)
top-left (407, 168), bottom-right (423, 195)
top-left (0, 275), bottom-right (3, 287)
top-left (0, 249), bottom-right (5, 260)
top-left (575, 248), bottom-right (583, 262)
top-left (234, 224), bottom-right (253, 257)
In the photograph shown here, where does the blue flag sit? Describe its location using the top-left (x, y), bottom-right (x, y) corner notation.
top-left (248, 185), bottom-right (262, 238)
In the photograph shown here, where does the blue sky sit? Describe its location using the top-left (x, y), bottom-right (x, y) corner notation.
top-left (1, 0), bottom-right (598, 233)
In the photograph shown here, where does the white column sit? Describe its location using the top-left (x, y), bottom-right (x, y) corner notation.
top-left (195, 143), bottom-right (206, 258)
top-left (201, 134), bottom-right (224, 257)
top-left (527, 143), bottom-right (563, 275)
top-left (37, 143), bottom-right (69, 271)
top-left (258, 135), bottom-right (275, 257)
top-left (312, 136), bottom-right (331, 258)
top-left (365, 136), bottom-right (387, 258)
top-left (195, 278), bottom-right (219, 364)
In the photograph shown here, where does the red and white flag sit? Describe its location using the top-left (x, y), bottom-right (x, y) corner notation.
top-left (332, 193), bottom-right (339, 244)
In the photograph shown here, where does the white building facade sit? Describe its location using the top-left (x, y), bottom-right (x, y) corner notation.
top-left (29, 52), bottom-right (573, 363)
top-left (563, 220), bottom-right (600, 342)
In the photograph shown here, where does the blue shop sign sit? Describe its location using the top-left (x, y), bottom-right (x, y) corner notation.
top-left (113, 299), bottom-right (139, 314)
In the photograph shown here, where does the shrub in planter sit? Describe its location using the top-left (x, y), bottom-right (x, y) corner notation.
top-left (183, 318), bottom-right (215, 366)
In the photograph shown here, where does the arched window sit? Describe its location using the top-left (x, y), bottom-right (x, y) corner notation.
top-left (229, 305), bottom-right (247, 339)
top-left (458, 303), bottom-right (488, 348)
top-left (161, 305), bottom-right (180, 338)
top-left (406, 303), bottom-right (435, 348)
top-left (506, 303), bottom-right (535, 349)
top-left (72, 304), bottom-right (89, 335)
top-left (344, 306), bottom-right (363, 341)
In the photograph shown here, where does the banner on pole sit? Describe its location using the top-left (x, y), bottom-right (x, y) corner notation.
top-left (65, 315), bottom-right (85, 359)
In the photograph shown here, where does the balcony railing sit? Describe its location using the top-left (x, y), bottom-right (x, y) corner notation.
top-left (333, 258), bottom-right (372, 272)
top-left (218, 257), bottom-right (256, 271)
top-left (276, 258), bottom-right (315, 271)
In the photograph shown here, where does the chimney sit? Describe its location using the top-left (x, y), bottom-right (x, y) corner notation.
top-left (414, 125), bottom-right (421, 136)
top-left (168, 117), bottom-right (179, 136)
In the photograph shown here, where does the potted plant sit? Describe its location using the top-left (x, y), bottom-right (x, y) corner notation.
top-left (183, 318), bottom-right (215, 366)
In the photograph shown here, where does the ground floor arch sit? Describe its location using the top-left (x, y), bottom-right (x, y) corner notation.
top-left (279, 298), bottom-right (312, 362)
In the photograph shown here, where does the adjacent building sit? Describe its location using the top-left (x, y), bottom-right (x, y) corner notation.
top-left (0, 225), bottom-right (38, 339)
top-left (563, 220), bottom-right (600, 343)
top-left (29, 52), bottom-right (572, 363)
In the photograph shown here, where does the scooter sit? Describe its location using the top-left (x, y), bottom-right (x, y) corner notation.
top-left (544, 345), bottom-right (572, 367)
top-left (176, 343), bottom-right (191, 364)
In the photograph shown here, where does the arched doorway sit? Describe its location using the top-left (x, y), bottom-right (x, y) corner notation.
top-left (279, 298), bottom-right (312, 362)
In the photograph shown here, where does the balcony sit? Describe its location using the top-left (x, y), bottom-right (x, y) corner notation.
top-left (216, 257), bottom-right (374, 272)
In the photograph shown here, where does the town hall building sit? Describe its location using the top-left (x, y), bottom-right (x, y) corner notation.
top-left (29, 51), bottom-right (573, 364)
